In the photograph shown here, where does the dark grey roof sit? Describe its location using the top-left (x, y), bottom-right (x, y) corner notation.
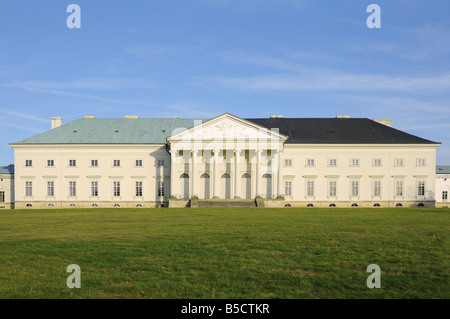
top-left (0, 165), bottom-right (14, 174)
top-left (246, 118), bottom-right (439, 144)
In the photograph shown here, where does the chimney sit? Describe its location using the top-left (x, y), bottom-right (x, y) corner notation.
top-left (373, 119), bottom-right (391, 127)
top-left (173, 116), bottom-right (179, 119)
top-left (270, 115), bottom-right (284, 118)
top-left (336, 115), bottom-right (350, 118)
top-left (51, 117), bottom-right (62, 129)
top-left (124, 115), bottom-right (139, 119)
top-left (83, 116), bottom-right (95, 119)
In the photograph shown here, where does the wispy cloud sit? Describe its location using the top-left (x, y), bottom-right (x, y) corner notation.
top-left (0, 109), bottom-right (48, 123)
top-left (197, 73), bottom-right (450, 92)
top-left (124, 44), bottom-right (186, 59)
top-left (15, 87), bottom-right (161, 107)
top-left (2, 77), bottom-right (154, 91)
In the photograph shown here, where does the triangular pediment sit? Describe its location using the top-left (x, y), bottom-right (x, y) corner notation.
top-left (167, 113), bottom-right (288, 142)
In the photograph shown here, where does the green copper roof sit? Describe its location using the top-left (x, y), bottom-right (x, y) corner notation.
top-left (436, 166), bottom-right (450, 174)
top-left (11, 118), bottom-right (206, 145)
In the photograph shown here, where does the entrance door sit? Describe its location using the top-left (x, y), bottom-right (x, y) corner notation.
top-left (241, 173), bottom-right (252, 199)
top-left (200, 173), bottom-right (211, 199)
top-left (179, 173), bottom-right (190, 198)
top-left (262, 174), bottom-right (272, 199)
top-left (220, 173), bottom-right (231, 199)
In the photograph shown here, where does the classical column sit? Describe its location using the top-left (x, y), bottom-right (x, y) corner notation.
top-left (170, 150), bottom-right (177, 198)
top-left (255, 149), bottom-right (261, 197)
top-left (234, 149), bottom-right (241, 199)
top-left (191, 150), bottom-right (196, 198)
top-left (277, 150), bottom-right (282, 198)
top-left (213, 149), bottom-right (219, 198)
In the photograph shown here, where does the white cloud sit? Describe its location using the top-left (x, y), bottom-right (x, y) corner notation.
top-left (197, 73), bottom-right (450, 92)
top-left (2, 77), bottom-right (154, 91)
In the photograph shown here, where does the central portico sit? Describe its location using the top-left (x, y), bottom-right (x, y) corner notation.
top-left (167, 113), bottom-right (288, 204)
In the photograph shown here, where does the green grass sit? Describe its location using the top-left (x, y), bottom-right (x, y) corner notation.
top-left (0, 207), bottom-right (448, 299)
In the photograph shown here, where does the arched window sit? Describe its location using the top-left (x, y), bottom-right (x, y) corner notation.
top-left (26, 203), bottom-right (32, 207)
top-left (396, 203), bottom-right (403, 207)
top-left (351, 203), bottom-right (359, 207)
top-left (114, 204), bottom-right (121, 208)
top-left (417, 203), bottom-right (425, 207)
top-left (284, 203), bottom-right (292, 207)
top-left (307, 203), bottom-right (314, 207)
top-left (69, 204), bottom-right (76, 208)
top-left (200, 173), bottom-right (210, 178)
top-left (136, 204), bottom-right (143, 208)
top-left (329, 203), bottom-right (336, 207)
top-left (92, 204), bottom-right (98, 208)
top-left (242, 173), bottom-right (251, 178)
top-left (373, 203), bottom-right (381, 207)
top-left (262, 174), bottom-right (272, 178)
top-left (180, 173), bottom-right (189, 179)
top-left (221, 173), bottom-right (231, 178)
top-left (47, 203), bottom-right (55, 208)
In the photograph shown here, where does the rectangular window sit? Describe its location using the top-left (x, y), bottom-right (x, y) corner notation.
top-left (373, 158), bottom-right (382, 167)
top-left (0, 191), bottom-right (5, 202)
top-left (306, 158), bottom-right (315, 167)
top-left (395, 158), bottom-right (404, 167)
top-left (306, 180), bottom-right (315, 196)
top-left (373, 180), bottom-right (381, 197)
top-left (136, 160), bottom-right (143, 167)
top-left (284, 181), bottom-right (292, 196)
top-left (25, 181), bottom-right (32, 196)
top-left (91, 181), bottom-right (98, 197)
top-left (113, 160), bottom-right (121, 167)
top-left (351, 158), bottom-right (360, 167)
top-left (417, 180), bottom-right (425, 196)
top-left (417, 158), bottom-right (426, 167)
top-left (25, 160), bottom-right (32, 167)
top-left (69, 181), bottom-right (77, 197)
top-left (69, 160), bottom-right (76, 167)
top-left (284, 159), bottom-right (292, 166)
top-left (157, 181), bottom-right (164, 197)
top-left (443, 191), bottom-right (448, 201)
top-left (91, 160), bottom-right (98, 167)
top-left (136, 181), bottom-right (143, 197)
top-left (47, 181), bottom-right (55, 197)
top-left (113, 181), bottom-right (121, 197)
top-left (351, 180), bottom-right (359, 196)
top-left (329, 158), bottom-right (337, 167)
top-left (395, 180), bottom-right (403, 196)
top-left (47, 160), bottom-right (54, 167)
top-left (157, 159), bottom-right (165, 167)
top-left (329, 180), bottom-right (337, 197)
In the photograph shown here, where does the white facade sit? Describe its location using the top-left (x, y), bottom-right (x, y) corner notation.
top-left (10, 113), bottom-right (441, 208)
top-left (0, 167), bottom-right (14, 209)
top-left (436, 166), bottom-right (450, 208)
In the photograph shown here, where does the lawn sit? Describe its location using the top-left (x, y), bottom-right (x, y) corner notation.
top-left (0, 207), bottom-right (448, 299)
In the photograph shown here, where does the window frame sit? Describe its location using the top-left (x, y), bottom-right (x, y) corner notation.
top-left (69, 181), bottom-right (77, 197)
top-left (47, 181), bottom-right (55, 197)
top-left (284, 180), bottom-right (292, 196)
top-left (136, 181), bottom-right (143, 197)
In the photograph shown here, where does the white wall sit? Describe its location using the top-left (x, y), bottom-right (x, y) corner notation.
top-left (13, 144), bottom-right (170, 208)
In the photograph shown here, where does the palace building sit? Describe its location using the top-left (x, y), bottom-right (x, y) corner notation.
top-left (8, 113), bottom-right (441, 209)
top-left (436, 166), bottom-right (450, 208)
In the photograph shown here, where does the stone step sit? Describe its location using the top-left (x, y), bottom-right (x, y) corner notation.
top-left (193, 199), bottom-right (257, 208)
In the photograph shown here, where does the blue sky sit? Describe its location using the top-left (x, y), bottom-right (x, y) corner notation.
top-left (0, 0), bottom-right (449, 165)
